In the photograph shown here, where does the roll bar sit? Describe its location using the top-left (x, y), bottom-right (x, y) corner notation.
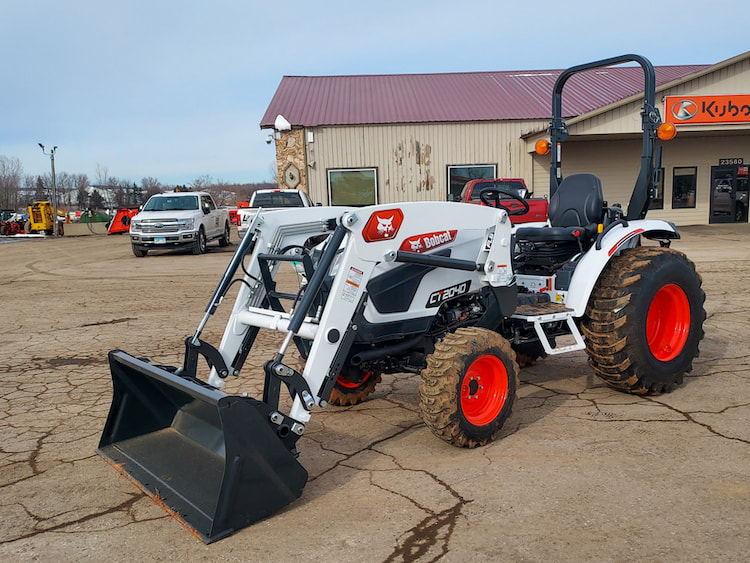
top-left (548, 54), bottom-right (663, 220)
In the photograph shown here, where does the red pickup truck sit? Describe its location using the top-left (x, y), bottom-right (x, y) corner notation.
top-left (457, 178), bottom-right (548, 224)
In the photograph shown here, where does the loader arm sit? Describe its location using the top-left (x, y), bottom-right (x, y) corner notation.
top-left (98, 202), bottom-right (514, 542)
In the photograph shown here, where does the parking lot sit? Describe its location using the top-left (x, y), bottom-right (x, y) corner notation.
top-left (1, 224), bottom-right (749, 562)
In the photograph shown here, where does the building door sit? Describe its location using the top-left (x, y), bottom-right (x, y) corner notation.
top-left (709, 165), bottom-right (749, 223)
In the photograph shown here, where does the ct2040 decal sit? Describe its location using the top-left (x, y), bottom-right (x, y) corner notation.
top-left (426, 280), bottom-right (471, 308)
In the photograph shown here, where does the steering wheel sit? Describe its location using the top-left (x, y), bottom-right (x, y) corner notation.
top-left (479, 187), bottom-right (530, 216)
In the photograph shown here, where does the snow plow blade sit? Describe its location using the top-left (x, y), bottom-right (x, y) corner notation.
top-left (97, 350), bottom-right (308, 543)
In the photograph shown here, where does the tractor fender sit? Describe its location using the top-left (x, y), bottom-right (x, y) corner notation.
top-left (564, 219), bottom-right (679, 316)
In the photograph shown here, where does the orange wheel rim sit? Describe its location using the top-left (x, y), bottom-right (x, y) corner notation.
top-left (460, 355), bottom-right (509, 426)
top-left (646, 283), bottom-right (690, 361)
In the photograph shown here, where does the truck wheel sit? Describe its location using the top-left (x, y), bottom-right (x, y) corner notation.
top-left (192, 227), bottom-right (207, 254)
top-left (219, 222), bottom-right (230, 247)
top-left (132, 245), bottom-right (148, 257)
top-left (735, 203), bottom-right (746, 222)
top-left (328, 369), bottom-right (382, 406)
top-left (582, 247), bottom-right (705, 395)
top-left (419, 327), bottom-right (518, 448)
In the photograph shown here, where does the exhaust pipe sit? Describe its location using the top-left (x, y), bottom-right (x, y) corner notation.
top-left (98, 351), bottom-right (307, 543)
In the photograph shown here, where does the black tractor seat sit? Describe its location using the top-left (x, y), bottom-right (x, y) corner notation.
top-left (513, 173), bottom-right (606, 275)
top-left (516, 173), bottom-right (604, 247)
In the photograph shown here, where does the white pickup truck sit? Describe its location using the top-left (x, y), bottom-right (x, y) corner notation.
top-left (129, 191), bottom-right (231, 257)
top-left (237, 189), bottom-right (315, 238)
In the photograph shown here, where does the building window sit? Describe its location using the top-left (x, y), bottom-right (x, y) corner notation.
top-left (672, 167), bottom-right (697, 209)
top-left (447, 164), bottom-right (496, 201)
top-left (649, 167), bottom-right (665, 210)
top-left (328, 168), bottom-right (378, 206)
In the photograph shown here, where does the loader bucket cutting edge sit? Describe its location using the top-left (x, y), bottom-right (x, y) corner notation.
top-left (97, 350), bottom-right (308, 543)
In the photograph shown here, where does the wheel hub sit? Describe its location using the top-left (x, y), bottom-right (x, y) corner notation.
top-left (460, 355), bottom-right (509, 426)
top-left (646, 283), bottom-right (691, 362)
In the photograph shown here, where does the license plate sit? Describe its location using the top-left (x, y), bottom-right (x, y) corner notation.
top-left (155, 237), bottom-right (166, 244)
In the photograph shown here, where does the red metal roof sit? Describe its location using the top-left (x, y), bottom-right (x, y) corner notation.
top-left (260, 65), bottom-right (708, 128)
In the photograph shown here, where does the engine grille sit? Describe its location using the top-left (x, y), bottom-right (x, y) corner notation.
top-left (140, 221), bottom-right (180, 234)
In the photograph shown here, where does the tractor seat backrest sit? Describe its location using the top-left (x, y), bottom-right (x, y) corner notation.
top-left (549, 173), bottom-right (604, 228)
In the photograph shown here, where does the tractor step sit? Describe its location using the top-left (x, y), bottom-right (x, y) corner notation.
top-left (513, 301), bottom-right (571, 318)
top-left (512, 302), bottom-right (585, 355)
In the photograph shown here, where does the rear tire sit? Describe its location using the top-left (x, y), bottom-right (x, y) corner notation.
top-left (735, 203), bottom-right (746, 222)
top-left (219, 222), bottom-right (230, 247)
top-left (582, 247), bottom-right (705, 395)
top-left (419, 327), bottom-right (518, 448)
top-left (132, 245), bottom-right (148, 257)
top-left (327, 369), bottom-right (382, 406)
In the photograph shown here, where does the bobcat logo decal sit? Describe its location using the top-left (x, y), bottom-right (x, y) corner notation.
top-left (399, 230), bottom-right (457, 254)
top-left (376, 216), bottom-right (395, 236)
top-left (362, 209), bottom-right (404, 242)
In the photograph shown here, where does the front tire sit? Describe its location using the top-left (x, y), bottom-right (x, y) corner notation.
top-left (328, 368), bottom-right (382, 406)
top-left (192, 227), bottom-right (207, 254)
top-left (132, 245), bottom-right (148, 257)
top-left (419, 327), bottom-right (519, 448)
top-left (582, 247), bottom-right (705, 395)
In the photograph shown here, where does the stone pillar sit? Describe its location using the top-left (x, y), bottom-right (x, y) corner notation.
top-left (275, 129), bottom-right (307, 192)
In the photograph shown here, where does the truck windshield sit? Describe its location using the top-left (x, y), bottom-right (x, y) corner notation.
top-left (143, 195), bottom-right (199, 211)
top-left (252, 192), bottom-right (304, 208)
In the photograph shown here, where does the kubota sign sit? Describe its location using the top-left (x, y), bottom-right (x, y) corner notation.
top-left (665, 95), bottom-right (750, 125)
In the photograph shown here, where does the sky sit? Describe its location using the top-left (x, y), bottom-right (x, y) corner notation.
top-left (1, 0), bottom-right (747, 187)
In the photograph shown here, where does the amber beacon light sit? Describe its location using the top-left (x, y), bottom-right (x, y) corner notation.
top-left (657, 122), bottom-right (677, 140)
top-left (535, 139), bottom-right (551, 155)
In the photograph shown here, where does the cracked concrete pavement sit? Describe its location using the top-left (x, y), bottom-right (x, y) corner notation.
top-left (1, 224), bottom-right (748, 562)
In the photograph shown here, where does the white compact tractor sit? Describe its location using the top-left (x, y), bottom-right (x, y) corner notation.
top-left (98, 55), bottom-right (705, 542)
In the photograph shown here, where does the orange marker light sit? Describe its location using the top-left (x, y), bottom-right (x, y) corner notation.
top-left (535, 139), bottom-right (551, 155)
top-left (657, 122), bottom-right (677, 140)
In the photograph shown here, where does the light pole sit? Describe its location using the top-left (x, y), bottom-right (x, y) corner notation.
top-left (38, 143), bottom-right (59, 237)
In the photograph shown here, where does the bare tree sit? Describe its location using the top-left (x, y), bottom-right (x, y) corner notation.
top-left (141, 177), bottom-right (161, 200)
top-left (191, 175), bottom-right (213, 191)
top-left (21, 175), bottom-right (36, 205)
top-left (268, 161), bottom-right (278, 184)
top-left (33, 176), bottom-right (47, 201)
top-left (73, 174), bottom-right (89, 210)
top-left (94, 164), bottom-right (118, 209)
top-left (55, 171), bottom-right (74, 208)
top-left (209, 179), bottom-right (231, 205)
top-left (95, 163), bottom-right (110, 186)
top-left (0, 155), bottom-right (24, 209)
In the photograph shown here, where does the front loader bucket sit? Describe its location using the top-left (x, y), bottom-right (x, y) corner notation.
top-left (97, 350), bottom-right (308, 543)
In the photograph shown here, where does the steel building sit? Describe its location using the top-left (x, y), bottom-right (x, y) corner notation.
top-left (261, 51), bottom-right (750, 225)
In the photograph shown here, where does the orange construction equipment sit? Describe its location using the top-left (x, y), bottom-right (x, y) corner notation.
top-left (108, 208), bottom-right (139, 234)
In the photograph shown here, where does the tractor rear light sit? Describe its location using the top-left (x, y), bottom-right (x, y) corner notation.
top-left (657, 122), bottom-right (677, 140)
